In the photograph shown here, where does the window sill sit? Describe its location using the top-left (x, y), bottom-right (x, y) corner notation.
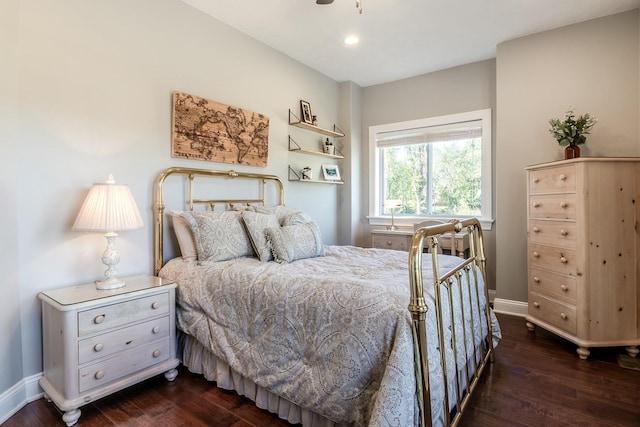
top-left (367, 216), bottom-right (494, 231)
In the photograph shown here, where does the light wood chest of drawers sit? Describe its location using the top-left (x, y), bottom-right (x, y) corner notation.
top-left (525, 158), bottom-right (640, 359)
top-left (39, 275), bottom-right (179, 426)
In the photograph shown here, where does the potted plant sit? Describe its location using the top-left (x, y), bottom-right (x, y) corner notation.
top-left (548, 109), bottom-right (597, 159)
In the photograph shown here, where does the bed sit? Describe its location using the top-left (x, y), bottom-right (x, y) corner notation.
top-left (153, 167), bottom-right (500, 427)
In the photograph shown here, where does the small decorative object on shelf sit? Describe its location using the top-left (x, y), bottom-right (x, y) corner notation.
top-left (323, 138), bottom-right (335, 155)
top-left (548, 108), bottom-right (597, 160)
top-left (301, 167), bottom-right (313, 180)
top-left (312, 115), bottom-right (318, 126)
top-left (321, 164), bottom-right (341, 181)
top-left (300, 100), bottom-right (313, 124)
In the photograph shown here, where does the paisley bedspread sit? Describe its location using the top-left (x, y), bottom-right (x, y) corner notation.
top-left (159, 245), bottom-right (500, 427)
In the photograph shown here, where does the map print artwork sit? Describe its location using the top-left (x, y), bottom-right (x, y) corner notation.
top-left (172, 92), bottom-right (269, 167)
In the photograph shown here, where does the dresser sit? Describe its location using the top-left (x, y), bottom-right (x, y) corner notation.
top-left (39, 275), bottom-right (179, 426)
top-left (371, 228), bottom-right (470, 257)
top-left (525, 158), bottom-right (640, 359)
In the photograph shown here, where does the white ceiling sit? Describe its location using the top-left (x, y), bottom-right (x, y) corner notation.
top-left (181, 0), bottom-right (640, 87)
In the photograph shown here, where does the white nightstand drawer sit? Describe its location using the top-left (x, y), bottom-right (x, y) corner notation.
top-left (78, 316), bottom-right (170, 364)
top-left (78, 292), bottom-right (169, 336)
top-left (78, 338), bottom-right (170, 393)
top-left (372, 234), bottom-right (411, 251)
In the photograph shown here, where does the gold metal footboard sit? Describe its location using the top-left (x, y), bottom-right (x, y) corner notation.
top-left (409, 218), bottom-right (494, 427)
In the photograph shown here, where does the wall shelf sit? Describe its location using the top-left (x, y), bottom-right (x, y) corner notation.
top-left (288, 166), bottom-right (344, 185)
top-left (288, 110), bottom-right (345, 138)
top-left (288, 136), bottom-right (344, 159)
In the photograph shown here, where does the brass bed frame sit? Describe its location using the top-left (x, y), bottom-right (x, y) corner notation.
top-left (152, 166), bottom-right (494, 427)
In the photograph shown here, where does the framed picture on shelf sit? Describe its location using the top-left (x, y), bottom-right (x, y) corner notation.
top-left (300, 100), bottom-right (313, 124)
top-left (322, 164), bottom-right (341, 181)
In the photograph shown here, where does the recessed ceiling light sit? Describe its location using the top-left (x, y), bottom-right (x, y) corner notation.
top-left (345, 35), bottom-right (359, 45)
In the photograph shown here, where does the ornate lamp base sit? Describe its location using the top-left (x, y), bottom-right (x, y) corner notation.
top-left (96, 232), bottom-right (126, 290)
top-left (95, 278), bottom-right (126, 290)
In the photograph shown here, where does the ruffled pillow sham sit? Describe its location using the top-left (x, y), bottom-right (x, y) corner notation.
top-left (265, 221), bottom-right (325, 263)
top-left (241, 210), bottom-right (280, 262)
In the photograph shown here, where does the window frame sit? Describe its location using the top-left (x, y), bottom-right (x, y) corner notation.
top-left (368, 109), bottom-right (493, 229)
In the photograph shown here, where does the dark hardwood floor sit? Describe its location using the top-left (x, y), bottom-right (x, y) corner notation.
top-left (6, 314), bottom-right (640, 426)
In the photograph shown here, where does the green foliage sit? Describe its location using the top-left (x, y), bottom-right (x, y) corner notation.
top-left (382, 139), bottom-right (481, 216)
top-left (548, 109), bottom-right (597, 146)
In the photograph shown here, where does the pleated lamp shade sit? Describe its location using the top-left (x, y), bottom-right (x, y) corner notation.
top-left (73, 174), bottom-right (143, 232)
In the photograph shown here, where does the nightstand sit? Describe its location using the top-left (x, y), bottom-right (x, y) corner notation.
top-left (38, 275), bottom-right (179, 426)
top-left (371, 228), bottom-right (470, 257)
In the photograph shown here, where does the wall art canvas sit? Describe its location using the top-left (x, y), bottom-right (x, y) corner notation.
top-left (172, 91), bottom-right (269, 167)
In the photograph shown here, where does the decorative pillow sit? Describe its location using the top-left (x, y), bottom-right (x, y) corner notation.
top-left (265, 221), bottom-right (325, 263)
top-left (282, 210), bottom-right (313, 226)
top-left (180, 211), bottom-right (253, 262)
top-left (168, 210), bottom-right (197, 261)
top-left (253, 205), bottom-right (302, 225)
top-left (241, 210), bottom-right (280, 262)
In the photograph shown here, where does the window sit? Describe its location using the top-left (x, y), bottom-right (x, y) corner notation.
top-left (369, 109), bottom-right (492, 228)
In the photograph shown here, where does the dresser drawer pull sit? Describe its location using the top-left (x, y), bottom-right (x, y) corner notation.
top-left (151, 302), bottom-right (160, 310)
top-left (533, 251), bottom-right (540, 258)
top-left (94, 315), bottom-right (105, 324)
top-left (533, 302), bottom-right (540, 308)
top-left (386, 241), bottom-right (392, 246)
top-left (533, 202), bottom-right (541, 208)
top-left (559, 174), bottom-right (567, 181)
top-left (532, 227), bottom-right (540, 233)
top-left (94, 370), bottom-right (105, 380)
top-left (560, 285), bottom-right (568, 292)
top-left (560, 313), bottom-right (568, 320)
top-left (152, 326), bottom-right (160, 334)
top-left (533, 276), bottom-right (540, 283)
top-left (533, 178), bottom-right (540, 183)
top-left (93, 343), bottom-right (104, 352)
top-left (560, 257), bottom-right (568, 264)
top-left (153, 350), bottom-right (161, 358)
top-left (560, 202), bottom-right (568, 208)
top-left (560, 229), bottom-right (568, 236)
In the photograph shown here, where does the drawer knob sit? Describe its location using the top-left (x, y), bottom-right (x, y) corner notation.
top-left (560, 229), bottom-right (568, 236)
top-left (561, 285), bottom-right (568, 292)
top-left (94, 315), bottom-right (105, 324)
top-left (559, 174), bottom-right (567, 181)
top-left (533, 251), bottom-right (540, 258)
top-left (386, 241), bottom-right (392, 246)
top-left (153, 350), bottom-right (161, 358)
top-left (151, 302), bottom-right (160, 309)
top-left (533, 302), bottom-right (540, 308)
top-left (93, 343), bottom-right (104, 352)
top-left (533, 202), bottom-right (541, 208)
top-left (560, 257), bottom-right (568, 264)
top-left (94, 370), bottom-right (105, 380)
top-left (560, 313), bottom-right (568, 320)
top-left (560, 202), bottom-right (568, 208)
top-left (152, 326), bottom-right (160, 334)
top-left (533, 178), bottom-right (540, 183)
top-left (533, 276), bottom-right (540, 283)
top-left (533, 227), bottom-right (540, 233)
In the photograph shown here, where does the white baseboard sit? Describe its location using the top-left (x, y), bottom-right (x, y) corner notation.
top-left (493, 297), bottom-right (528, 317)
top-left (0, 373), bottom-right (43, 425)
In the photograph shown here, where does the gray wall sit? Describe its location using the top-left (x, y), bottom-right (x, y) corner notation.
top-left (360, 59), bottom-right (497, 287)
top-left (496, 10), bottom-right (640, 302)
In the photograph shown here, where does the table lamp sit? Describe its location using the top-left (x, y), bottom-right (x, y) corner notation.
top-left (384, 199), bottom-right (403, 231)
top-left (72, 174), bottom-right (144, 290)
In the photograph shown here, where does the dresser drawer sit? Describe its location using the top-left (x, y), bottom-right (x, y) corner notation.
top-left (529, 291), bottom-right (577, 335)
top-left (78, 338), bottom-right (170, 393)
top-left (529, 268), bottom-right (576, 304)
top-left (78, 292), bottom-right (169, 337)
top-left (372, 234), bottom-right (410, 251)
top-left (78, 316), bottom-right (170, 364)
top-left (528, 243), bottom-right (577, 276)
top-left (529, 194), bottom-right (576, 220)
top-left (529, 219), bottom-right (576, 249)
top-left (529, 164), bottom-right (576, 194)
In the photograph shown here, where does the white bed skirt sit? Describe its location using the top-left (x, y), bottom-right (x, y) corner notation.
top-left (180, 333), bottom-right (349, 427)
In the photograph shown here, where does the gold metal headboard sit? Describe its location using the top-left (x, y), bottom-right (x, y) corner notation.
top-left (153, 167), bottom-right (284, 275)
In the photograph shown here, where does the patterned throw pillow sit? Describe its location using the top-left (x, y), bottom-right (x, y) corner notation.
top-left (265, 221), bottom-right (325, 263)
top-left (180, 211), bottom-right (253, 262)
top-left (241, 210), bottom-right (280, 262)
top-left (253, 205), bottom-right (308, 225)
